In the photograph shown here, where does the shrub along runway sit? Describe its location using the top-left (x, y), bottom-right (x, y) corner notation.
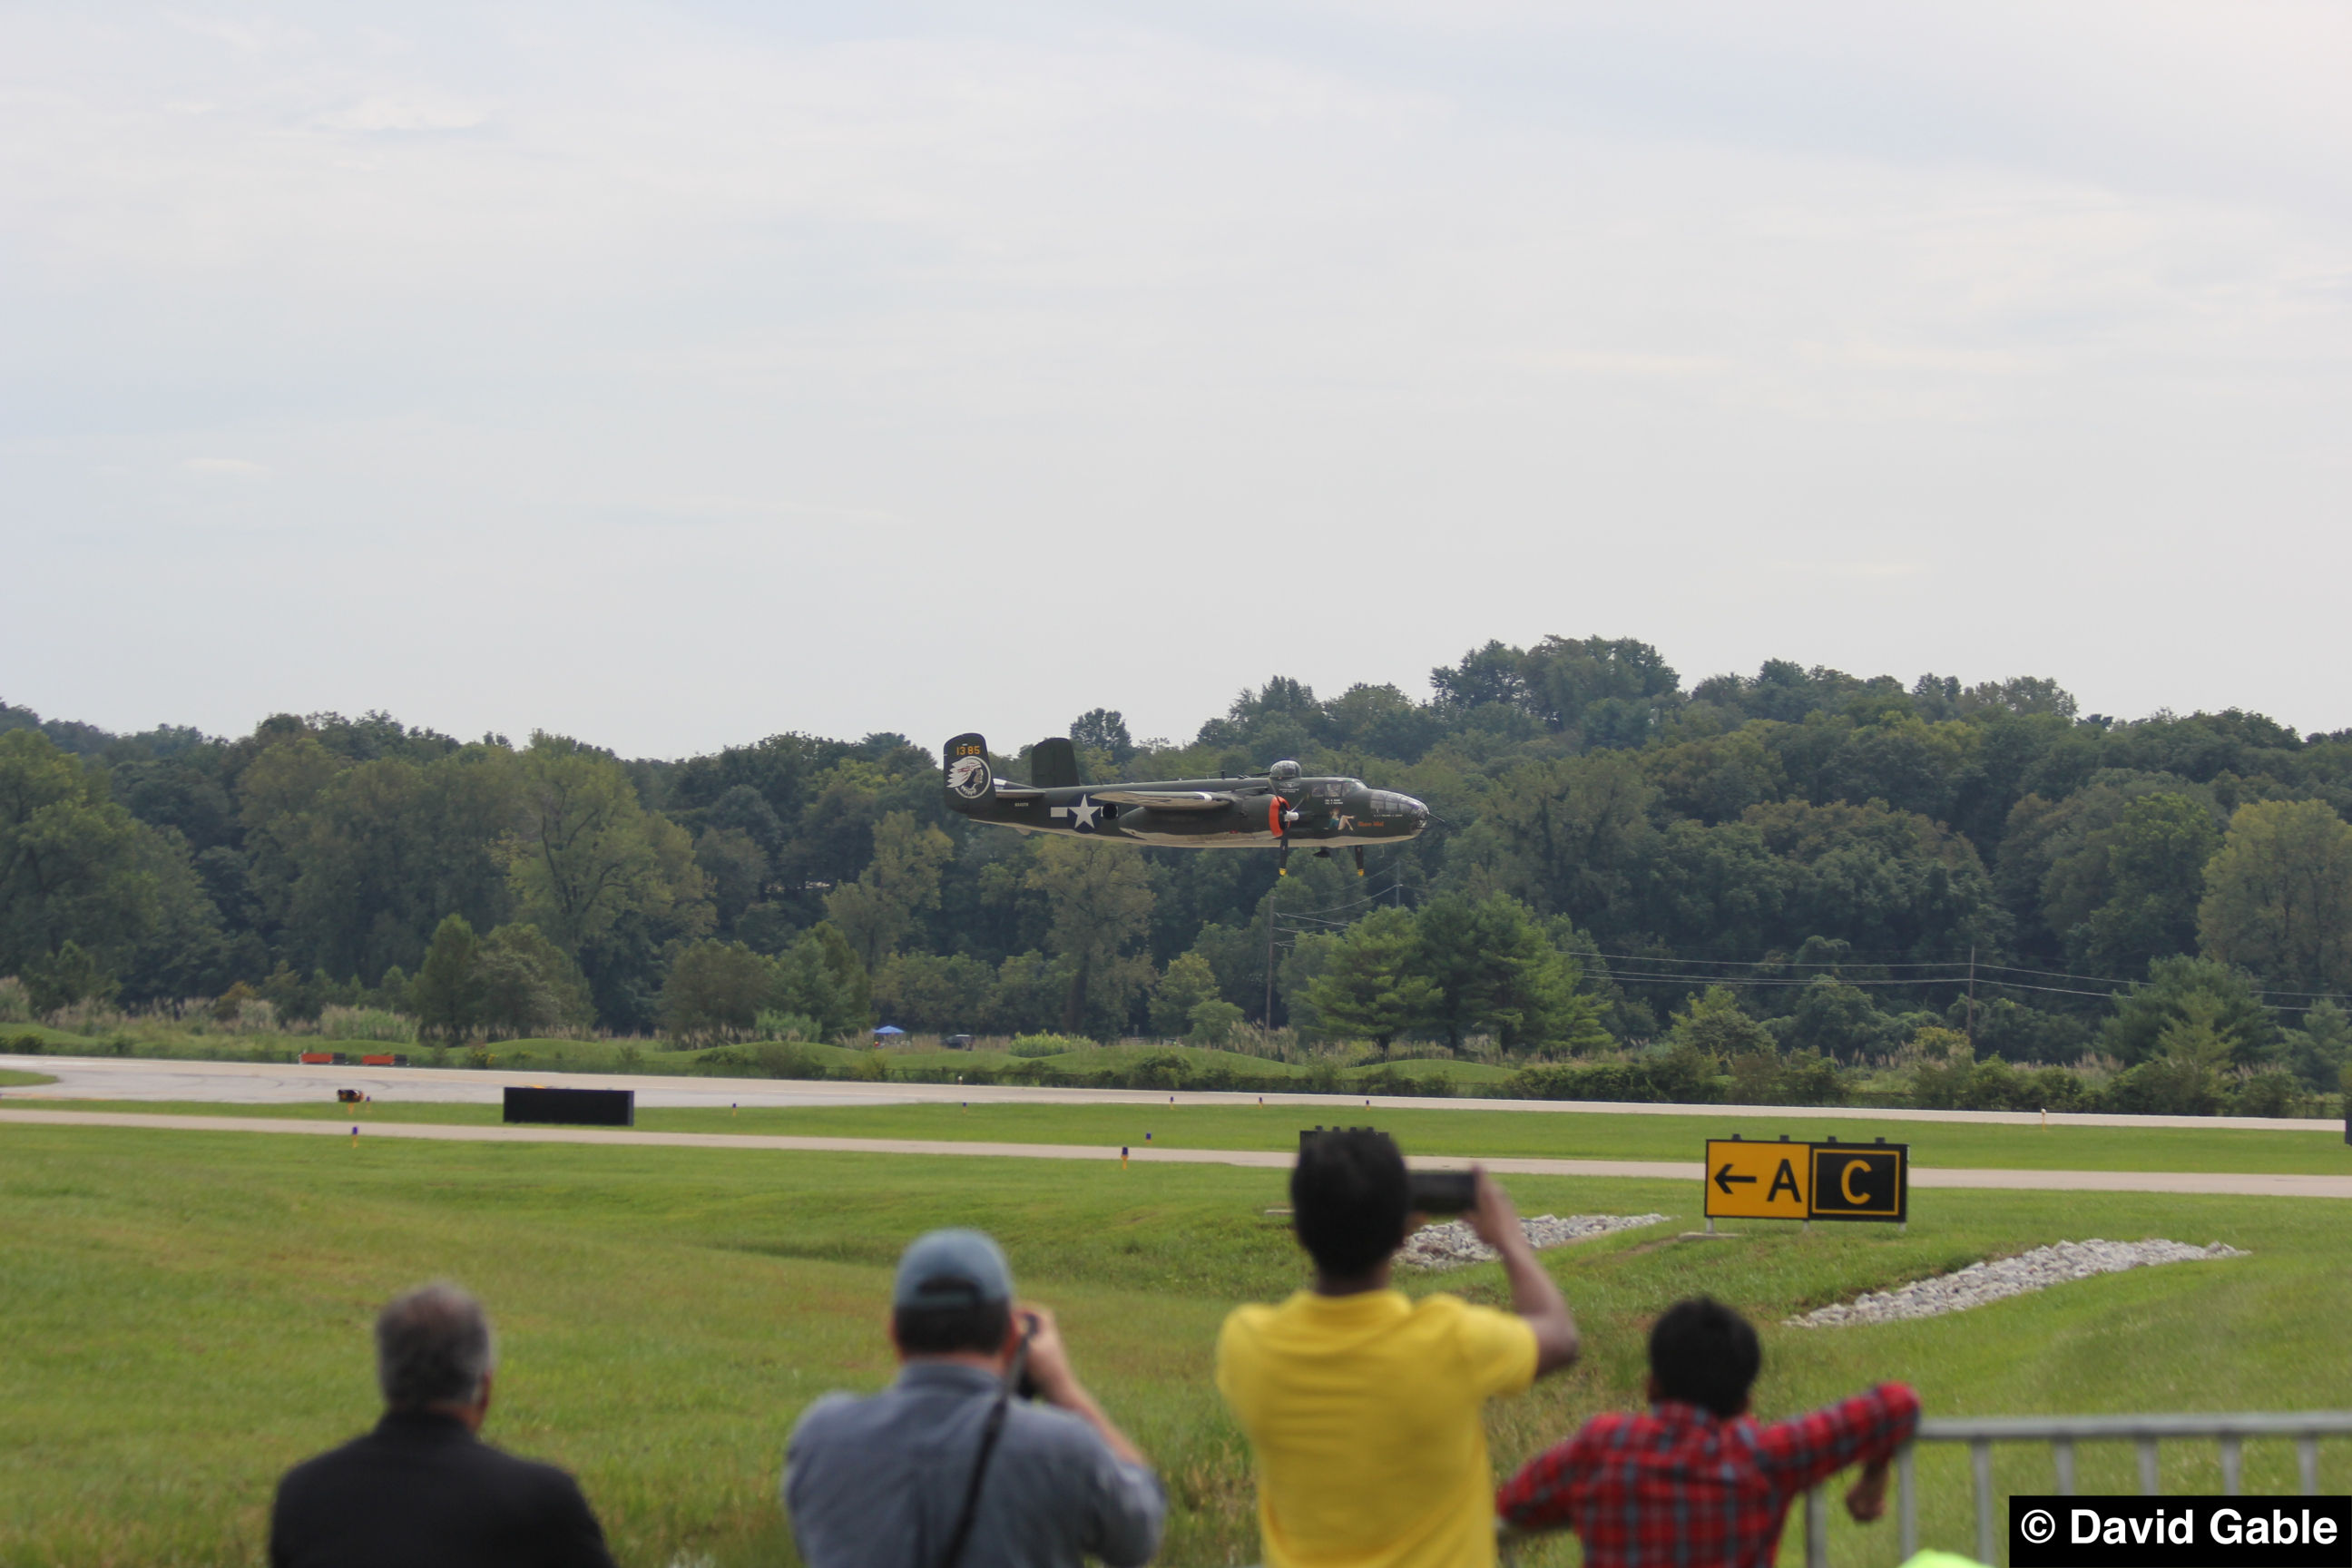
top-left (5, 1107), bottom-right (2347, 1197)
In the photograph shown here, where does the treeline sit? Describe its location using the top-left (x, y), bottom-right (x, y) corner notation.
top-left (5, 634), bottom-right (2351, 1106)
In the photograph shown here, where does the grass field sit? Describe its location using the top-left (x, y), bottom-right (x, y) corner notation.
top-left (4, 1119), bottom-right (2349, 1567)
top-left (0, 1069), bottom-right (55, 1087)
top-left (13, 1093), bottom-right (2351, 1176)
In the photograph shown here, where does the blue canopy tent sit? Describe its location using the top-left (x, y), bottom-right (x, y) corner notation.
top-left (872, 1025), bottom-right (905, 1037)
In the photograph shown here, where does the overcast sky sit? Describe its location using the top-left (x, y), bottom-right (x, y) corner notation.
top-left (5, 3), bottom-right (2347, 757)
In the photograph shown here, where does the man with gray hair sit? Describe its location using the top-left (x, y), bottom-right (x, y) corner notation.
top-left (270, 1281), bottom-right (614, 1568)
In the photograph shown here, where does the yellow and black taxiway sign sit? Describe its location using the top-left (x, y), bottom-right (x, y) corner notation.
top-left (1703, 1137), bottom-right (1908, 1223)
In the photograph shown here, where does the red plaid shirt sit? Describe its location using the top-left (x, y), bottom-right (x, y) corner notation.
top-left (1495, 1384), bottom-right (1920, 1568)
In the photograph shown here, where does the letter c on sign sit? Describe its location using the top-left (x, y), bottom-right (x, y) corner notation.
top-left (1842, 1160), bottom-right (1871, 1205)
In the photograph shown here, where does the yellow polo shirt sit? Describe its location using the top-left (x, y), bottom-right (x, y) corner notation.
top-left (1216, 1289), bottom-right (1538, 1568)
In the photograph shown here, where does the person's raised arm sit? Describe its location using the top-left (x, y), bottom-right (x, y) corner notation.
top-left (1465, 1168), bottom-right (1579, 1377)
top-left (1019, 1305), bottom-right (1150, 1468)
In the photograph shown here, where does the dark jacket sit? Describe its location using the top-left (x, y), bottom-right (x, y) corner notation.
top-left (270, 1410), bottom-right (615, 1568)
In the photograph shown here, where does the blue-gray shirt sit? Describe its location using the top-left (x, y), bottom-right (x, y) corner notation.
top-left (785, 1363), bottom-right (1165, 1568)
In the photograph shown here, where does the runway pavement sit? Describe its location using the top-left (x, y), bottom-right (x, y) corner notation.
top-left (5, 1107), bottom-right (2348, 1198)
top-left (3, 1054), bottom-right (2343, 1132)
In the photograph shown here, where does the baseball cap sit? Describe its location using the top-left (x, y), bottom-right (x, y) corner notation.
top-left (893, 1229), bottom-right (1014, 1310)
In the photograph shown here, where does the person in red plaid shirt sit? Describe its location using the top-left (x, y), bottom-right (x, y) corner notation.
top-left (1495, 1297), bottom-right (1918, 1567)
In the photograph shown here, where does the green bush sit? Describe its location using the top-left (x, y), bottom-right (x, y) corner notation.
top-left (1354, 1064), bottom-right (1455, 1099)
top-left (1009, 1033), bottom-right (1091, 1058)
top-left (1775, 1049), bottom-right (1847, 1106)
top-left (751, 1043), bottom-right (829, 1080)
top-left (2226, 1069), bottom-right (2308, 1119)
top-left (7, 1032), bottom-right (44, 1054)
top-left (318, 1006), bottom-right (417, 1044)
top-left (754, 1010), bottom-right (824, 1044)
top-left (2102, 1055), bottom-right (2222, 1116)
top-left (1186, 1000), bottom-right (1245, 1049)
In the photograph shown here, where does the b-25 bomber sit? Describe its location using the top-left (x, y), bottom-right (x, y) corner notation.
top-left (942, 731), bottom-right (1430, 876)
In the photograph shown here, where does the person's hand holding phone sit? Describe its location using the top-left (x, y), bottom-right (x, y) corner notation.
top-left (1011, 1301), bottom-right (1149, 1466)
top-left (1464, 1167), bottom-right (1523, 1253)
top-left (1014, 1304), bottom-right (1073, 1404)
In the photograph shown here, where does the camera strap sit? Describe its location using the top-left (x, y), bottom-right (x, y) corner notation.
top-left (936, 1334), bottom-right (1032, 1568)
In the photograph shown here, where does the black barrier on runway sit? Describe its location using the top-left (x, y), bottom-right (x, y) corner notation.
top-left (503, 1086), bottom-right (635, 1126)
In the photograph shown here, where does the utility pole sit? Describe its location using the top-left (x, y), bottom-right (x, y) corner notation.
top-left (1966, 945), bottom-right (1977, 1054)
top-left (1264, 876), bottom-right (1278, 1039)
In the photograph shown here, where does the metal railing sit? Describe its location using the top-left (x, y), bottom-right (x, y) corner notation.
top-left (1882, 1412), bottom-right (2352, 1566)
top-left (1511, 1411), bottom-right (2352, 1567)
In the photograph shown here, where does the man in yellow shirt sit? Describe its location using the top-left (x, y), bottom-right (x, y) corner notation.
top-left (1217, 1130), bottom-right (1581, 1568)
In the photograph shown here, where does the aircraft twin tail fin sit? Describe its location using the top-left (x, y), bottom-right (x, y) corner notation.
top-left (1029, 737), bottom-right (1081, 791)
top-left (943, 733), bottom-right (995, 808)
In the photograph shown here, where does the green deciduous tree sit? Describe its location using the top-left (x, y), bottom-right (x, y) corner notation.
top-left (823, 810), bottom-right (953, 972)
top-left (475, 923), bottom-right (594, 1039)
top-left (695, 826), bottom-right (769, 936)
top-left (412, 914), bottom-right (483, 1046)
top-left (23, 939), bottom-right (117, 1014)
top-left (1772, 977), bottom-right (1905, 1063)
top-left (872, 951), bottom-right (996, 1033)
top-left (2071, 793), bottom-right (2220, 978)
top-left (506, 733), bottom-right (710, 956)
top-left (1470, 753), bottom-right (1657, 922)
top-left (0, 730), bottom-right (162, 980)
top-left (1150, 951), bottom-right (1222, 1038)
top-left (1025, 838), bottom-right (1154, 1037)
top-left (772, 923), bottom-right (872, 1039)
top-left (660, 938), bottom-right (775, 1045)
top-left (2198, 799), bottom-right (2352, 994)
top-left (1666, 985), bottom-right (1775, 1059)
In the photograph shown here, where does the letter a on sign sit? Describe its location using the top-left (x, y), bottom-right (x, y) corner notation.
top-left (1705, 1141), bottom-right (1812, 1220)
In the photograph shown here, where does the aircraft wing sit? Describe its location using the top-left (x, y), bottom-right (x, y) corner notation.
top-left (1092, 789), bottom-right (1236, 812)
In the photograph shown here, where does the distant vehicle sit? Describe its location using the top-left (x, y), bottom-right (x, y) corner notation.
top-left (942, 731), bottom-right (1430, 876)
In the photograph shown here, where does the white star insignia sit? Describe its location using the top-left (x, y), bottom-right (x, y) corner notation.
top-left (1053, 796), bottom-right (1102, 831)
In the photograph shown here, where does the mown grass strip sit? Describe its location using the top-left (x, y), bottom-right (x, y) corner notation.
top-left (9, 1093), bottom-right (2348, 1175)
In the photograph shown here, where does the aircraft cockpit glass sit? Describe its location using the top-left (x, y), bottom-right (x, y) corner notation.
top-left (1269, 760), bottom-right (1302, 782)
top-left (1367, 790), bottom-right (1415, 815)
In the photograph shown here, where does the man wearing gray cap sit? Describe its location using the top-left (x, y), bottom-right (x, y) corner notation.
top-left (784, 1229), bottom-right (1165, 1568)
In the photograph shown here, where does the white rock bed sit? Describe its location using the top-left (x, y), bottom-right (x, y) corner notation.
top-left (1788, 1240), bottom-right (2248, 1328)
top-left (1399, 1213), bottom-right (1670, 1270)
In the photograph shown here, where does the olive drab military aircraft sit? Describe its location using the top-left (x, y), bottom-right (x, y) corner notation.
top-left (941, 731), bottom-right (1430, 876)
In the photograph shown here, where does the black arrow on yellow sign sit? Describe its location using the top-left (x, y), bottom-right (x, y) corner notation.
top-left (1713, 1165), bottom-right (1756, 1195)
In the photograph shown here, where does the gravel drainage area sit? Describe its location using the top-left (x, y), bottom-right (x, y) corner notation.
top-left (1399, 1213), bottom-right (1670, 1271)
top-left (1788, 1240), bottom-right (2248, 1328)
